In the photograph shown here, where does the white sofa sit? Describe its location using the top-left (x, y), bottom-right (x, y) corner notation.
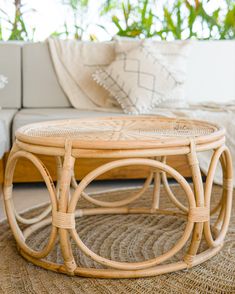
top-left (0, 40), bottom-right (235, 161)
top-left (0, 42), bottom-right (21, 158)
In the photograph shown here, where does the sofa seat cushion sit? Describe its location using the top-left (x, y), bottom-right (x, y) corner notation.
top-left (0, 109), bottom-right (17, 158)
top-left (12, 108), bottom-right (125, 140)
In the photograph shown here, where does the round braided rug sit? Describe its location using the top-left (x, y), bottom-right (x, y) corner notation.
top-left (1, 185), bottom-right (235, 293)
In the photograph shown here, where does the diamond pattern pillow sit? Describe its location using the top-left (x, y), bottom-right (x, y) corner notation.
top-left (93, 44), bottom-right (186, 114)
top-left (114, 38), bottom-right (190, 108)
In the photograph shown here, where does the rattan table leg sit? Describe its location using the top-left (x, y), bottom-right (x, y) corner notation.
top-left (184, 140), bottom-right (205, 266)
top-left (57, 140), bottom-right (76, 274)
top-left (152, 156), bottom-right (162, 210)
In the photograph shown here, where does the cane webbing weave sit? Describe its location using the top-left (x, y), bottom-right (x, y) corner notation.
top-left (17, 117), bottom-right (218, 141)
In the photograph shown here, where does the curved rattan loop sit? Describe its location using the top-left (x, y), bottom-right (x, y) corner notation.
top-left (204, 146), bottom-right (233, 247)
top-left (80, 172), bottom-right (153, 208)
top-left (69, 159), bottom-right (196, 212)
top-left (161, 157), bottom-right (188, 213)
top-left (4, 149), bottom-right (58, 259)
top-left (15, 205), bottom-right (52, 225)
top-left (209, 153), bottom-right (226, 216)
top-left (68, 158), bottom-right (195, 270)
top-left (161, 154), bottom-right (228, 216)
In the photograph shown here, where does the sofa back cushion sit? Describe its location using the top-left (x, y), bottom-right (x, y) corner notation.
top-left (22, 42), bottom-right (71, 108)
top-left (22, 40), bottom-right (235, 108)
top-left (0, 42), bottom-right (21, 108)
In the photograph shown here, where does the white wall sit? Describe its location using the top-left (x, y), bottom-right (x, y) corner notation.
top-left (186, 40), bottom-right (235, 104)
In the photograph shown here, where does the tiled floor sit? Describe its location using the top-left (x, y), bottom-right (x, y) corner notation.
top-left (0, 180), bottom-right (144, 221)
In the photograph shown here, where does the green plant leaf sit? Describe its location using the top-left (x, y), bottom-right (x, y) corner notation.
top-left (112, 15), bottom-right (124, 32)
top-left (164, 6), bottom-right (177, 38)
top-left (141, 0), bottom-right (148, 22)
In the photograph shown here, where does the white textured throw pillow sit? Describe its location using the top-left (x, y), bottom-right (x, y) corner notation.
top-left (114, 38), bottom-right (190, 108)
top-left (93, 43), bottom-right (186, 114)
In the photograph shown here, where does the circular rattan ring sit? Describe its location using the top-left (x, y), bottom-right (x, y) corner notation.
top-left (204, 146), bottom-right (233, 247)
top-left (4, 150), bottom-right (58, 259)
top-left (68, 158), bottom-right (195, 271)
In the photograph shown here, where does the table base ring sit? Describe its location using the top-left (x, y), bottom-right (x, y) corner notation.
top-left (19, 240), bottom-right (223, 279)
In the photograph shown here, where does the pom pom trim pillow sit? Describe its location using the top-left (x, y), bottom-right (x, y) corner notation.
top-left (114, 39), bottom-right (191, 109)
top-left (93, 43), bottom-right (186, 114)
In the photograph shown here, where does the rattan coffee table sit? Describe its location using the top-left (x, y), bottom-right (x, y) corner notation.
top-left (4, 116), bottom-right (233, 278)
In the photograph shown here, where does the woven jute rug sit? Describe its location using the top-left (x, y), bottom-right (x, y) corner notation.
top-left (0, 184), bottom-right (235, 293)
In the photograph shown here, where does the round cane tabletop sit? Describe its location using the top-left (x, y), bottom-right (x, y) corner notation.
top-left (16, 116), bottom-right (225, 149)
